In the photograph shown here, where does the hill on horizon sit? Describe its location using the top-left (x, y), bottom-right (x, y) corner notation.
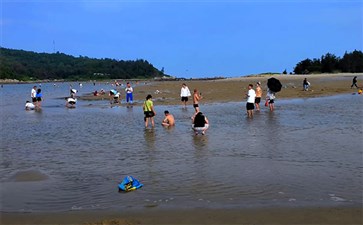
top-left (0, 47), bottom-right (166, 81)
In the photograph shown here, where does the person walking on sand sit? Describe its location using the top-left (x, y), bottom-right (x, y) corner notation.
top-left (162, 110), bottom-right (175, 127)
top-left (192, 112), bottom-right (209, 135)
top-left (143, 94), bottom-right (156, 128)
top-left (246, 84), bottom-right (256, 118)
top-left (303, 78), bottom-right (310, 91)
top-left (266, 88), bottom-right (276, 112)
top-left (193, 88), bottom-right (202, 114)
top-left (351, 76), bottom-right (358, 89)
top-left (31, 86), bottom-right (37, 107)
top-left (125, 82), bottom-right (134, 105)
top-left (180, 83), bottom-right (191, 108)
top-left (255, 81), bottom-right (262, 111)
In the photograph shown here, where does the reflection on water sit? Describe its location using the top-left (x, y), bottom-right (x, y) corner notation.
top-left (192, 135), bottom-right (209, 151)
top-left (144, 128), bottom-right (156, 150)
top-left (0, 83), bottom-right (362, 212)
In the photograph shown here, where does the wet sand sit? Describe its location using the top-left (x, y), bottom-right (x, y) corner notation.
top-left (1, 207), bottom-right (362, 225)
top-left (80, 73), bottom-right (363, 105)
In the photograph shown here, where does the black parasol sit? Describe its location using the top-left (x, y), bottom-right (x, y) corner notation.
top-left (267, 77), bottom-right (282, 92)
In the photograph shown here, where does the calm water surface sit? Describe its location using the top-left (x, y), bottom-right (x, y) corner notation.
top-left (0, 83), bottom-right (362, 212)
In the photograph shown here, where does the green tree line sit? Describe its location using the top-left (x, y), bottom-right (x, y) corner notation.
top-left (294, 50), bottom-right (363, 74)
top-left (0, 47), bottom-right (165, 80)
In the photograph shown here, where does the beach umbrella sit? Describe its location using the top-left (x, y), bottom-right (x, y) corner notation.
top-left (267, 77), bottom-right (282, 93)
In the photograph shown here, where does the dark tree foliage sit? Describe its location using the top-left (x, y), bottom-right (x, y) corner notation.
top-left (293, 50), bottom-right (363, 74)
top-left (321, 53), bottom-right (340, 73)
top-left (294, 58), bottom-right (321, 74)
top-left (339, 50), bottom-right (363, 73)
top-left (0, 47), bottom-right (165, 80)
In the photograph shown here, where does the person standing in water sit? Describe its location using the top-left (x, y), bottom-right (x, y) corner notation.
top-left (193, 88), bottom-right (202, 115)
top-left (180, 83), bottom-right (191, 108)
top-left (246, 84), bottom-right (256, 118)
top-left (143, 94), bottom-right (156, 128)
top-left (31, 86), bottom-right (37, 107)
top-left (125, 82), bottom-right (134, 105)
top-left (36, 88), bottom-right (42, 109)
top-left (255, 81), bottom-right (262, 111)
top-left (266, 88), bottom-right (276, 112)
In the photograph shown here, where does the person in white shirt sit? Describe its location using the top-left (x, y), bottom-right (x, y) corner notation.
top-left (180, 83), bottom-right (191, 108)
top-left (31, 86), bottom-right (37, 107)
top-left (246, 84), bottom-right (256, 118)
top-left (125, 82), bottom-right (134, 105)
top-left (266, 88), bottom-right (276, 112)
top-left (25, 101), bottom-right (35, 110)
top-left (66, 97), bottom-right (77, 108)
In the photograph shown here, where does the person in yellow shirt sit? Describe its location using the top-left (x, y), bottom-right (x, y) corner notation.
top-left (143, 94), bottom-right (156, 128)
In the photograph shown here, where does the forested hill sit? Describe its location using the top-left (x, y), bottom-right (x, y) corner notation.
top-left (0, 47), bottom-right (166, 81)
top-left (293, 50), bottom-right (363, 74)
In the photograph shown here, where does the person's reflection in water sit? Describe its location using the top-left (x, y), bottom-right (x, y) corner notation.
top-left (192, 133), bottom-right (208, 151)
top-left (143, 128), bottom-right (156, 150)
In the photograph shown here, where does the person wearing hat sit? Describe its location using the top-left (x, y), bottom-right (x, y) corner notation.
top-left (255, 81), bottom-right (263, 111)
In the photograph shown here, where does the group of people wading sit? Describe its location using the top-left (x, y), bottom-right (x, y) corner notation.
top-left (143, 83), bottom-right (209, 135)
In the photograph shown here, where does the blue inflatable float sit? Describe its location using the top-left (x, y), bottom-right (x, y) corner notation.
top-left (118, 176), bottom-right (143, 192)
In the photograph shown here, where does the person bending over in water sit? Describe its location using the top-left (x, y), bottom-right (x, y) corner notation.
top-left (162, 110), bottom-right (175, 127)
top-left (25, 101), bottom-right (35, 110)
top-left (192, 111), bottom-right (209, 135)
top-left (66, 97), bottom-right (77, 108)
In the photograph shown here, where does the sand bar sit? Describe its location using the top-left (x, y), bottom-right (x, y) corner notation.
top-left (79, 73), bottom-right (363, 105)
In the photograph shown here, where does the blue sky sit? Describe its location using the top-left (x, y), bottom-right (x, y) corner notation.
top-left (1, 0), bottom-right (362, 78)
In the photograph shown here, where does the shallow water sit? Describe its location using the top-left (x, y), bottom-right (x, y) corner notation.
top-left (0, 83), bottom-right (362, 212)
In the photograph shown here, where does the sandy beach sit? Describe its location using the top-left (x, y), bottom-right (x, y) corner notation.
top-left (1, 73), bottom-right (362, 225)
top-left (79, 73), bottom-right (363, 105)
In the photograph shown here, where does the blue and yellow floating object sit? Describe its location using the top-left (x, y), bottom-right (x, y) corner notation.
top-left (118, 176), bottom-right (143, 192)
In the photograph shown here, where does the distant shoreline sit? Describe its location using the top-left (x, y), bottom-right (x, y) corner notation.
top-left (1, 72), bottom-right (361, 84)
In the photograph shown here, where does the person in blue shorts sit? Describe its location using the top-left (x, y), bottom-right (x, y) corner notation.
top-left (125, 82), bottom-right (134, 105)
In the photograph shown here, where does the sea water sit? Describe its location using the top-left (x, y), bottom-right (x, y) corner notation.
top-left (0, 83), bottom-right (362, 212)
